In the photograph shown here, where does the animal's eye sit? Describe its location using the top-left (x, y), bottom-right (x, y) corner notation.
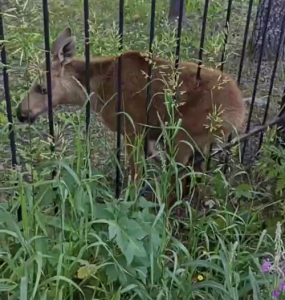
top-left (41, 87), bottom-right (47, 95)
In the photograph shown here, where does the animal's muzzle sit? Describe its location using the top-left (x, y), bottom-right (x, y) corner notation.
top-left (16, 104), bottom-right (35, 124)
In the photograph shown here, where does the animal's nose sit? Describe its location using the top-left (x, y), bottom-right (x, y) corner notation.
top-left (16, 104), bottom-right (33, 123)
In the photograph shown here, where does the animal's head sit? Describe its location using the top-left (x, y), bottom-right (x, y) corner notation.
top-left (17, 27), bottom-right (84, 123)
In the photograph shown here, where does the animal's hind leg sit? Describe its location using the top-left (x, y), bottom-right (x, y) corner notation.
top-left (176, 130), bottom-right (212, 206)
top-left (183, 150), bottom-right (204, 195)
top-left (167, 134), bottom-right (193, 208)
top-left (182, 131), bottom-right (218, 208)
top-left (181, 151), bottom-right (205, 207)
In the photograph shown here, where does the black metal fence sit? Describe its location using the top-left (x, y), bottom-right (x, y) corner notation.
top-left (1, 0), bottom-right (285, 221)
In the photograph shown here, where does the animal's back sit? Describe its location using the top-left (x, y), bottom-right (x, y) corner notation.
top-left (174, 61), bottom-right (245, 135)
top-left (99, 50), bottom-right (244, 139)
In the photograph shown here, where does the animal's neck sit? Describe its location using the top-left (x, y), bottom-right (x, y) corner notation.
top-left (65, 56), bottom-right (117, 109)
top-left (68, 56), bottom-right (116, 90)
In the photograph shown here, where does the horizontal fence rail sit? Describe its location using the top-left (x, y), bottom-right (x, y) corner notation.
top-left (1, 0), bottom-right (285, 209)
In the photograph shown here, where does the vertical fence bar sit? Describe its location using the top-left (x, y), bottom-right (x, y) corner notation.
top-left (195, 0), bottom-right (210, 170)
top-left (0, 8), bottom-right (20, 221)
top-left (196, 0), bottom-right (210, 81)
top-left (116, 0), bottom-right (124, 199)
top-left (174, 0), bottom-right (184, 74)
top-left (219, 0), bottom-right (232, 169)
top-left (42, 0), bottom-right (55, 149)
top-left (42, 0), bottom-right (57, 214)
top-left (223, 0), bottom-right (254, 172)
top-left (220, 0), bottom-right (232, 72)
top-left (209, 0), bottom-right (232, 170)
top-left (241, 0), bottom-right (273, 162)
top-left (84, 0), bottom-right (91, 136)
top-left (237, 0), bottom-right (254, 86)
top-left (83, 0), bottom-right (91, 176)
top-left (0, 10), bottom-right (17, 167)
top-left (258, 12), bottom-right (285, 151)
top-left (144, 0), bottom-right (156, 158)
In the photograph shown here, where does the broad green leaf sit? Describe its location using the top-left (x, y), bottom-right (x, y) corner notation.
top-left (105, 264), bottom-right (119, 283)
top-left (109, 223), bottom-right (119, 241)
top-left (119, 217), bottom-right (147, 240)
top-left (124, 239), bottom-right (146, 265)
top-left (40, 215), bottom-right (73, 232)
top-left (138, 197), bottom-right (157, 208)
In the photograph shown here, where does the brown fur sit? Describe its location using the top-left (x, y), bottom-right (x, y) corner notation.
top-left (17, 28), bottom-right (245, 206)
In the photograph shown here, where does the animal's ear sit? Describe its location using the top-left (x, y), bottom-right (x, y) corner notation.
top-left (51, 27), bottom-right (76, 65)
top-left (51, 27), bottom-right (72, 54)
top-left (57, 36), bottom-right (76, 65)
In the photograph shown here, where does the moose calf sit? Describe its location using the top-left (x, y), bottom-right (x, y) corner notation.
top-left (17, 27), bottom-right (245, 205)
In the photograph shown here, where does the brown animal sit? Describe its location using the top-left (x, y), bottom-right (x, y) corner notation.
top-left (17, 27), bottom-right (245, 205)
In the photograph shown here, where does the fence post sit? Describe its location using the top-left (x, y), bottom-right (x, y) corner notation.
top-left (84, 0), bottom-right (91, 175)
top-left (196, 0), bottom-right (210, 81)
top-left (144, 0), bottom-right (156, 160)
top-left (116, 0), bottom-right (124, 199)
top-left (0, 7), bottom-right (20, 221)
top-left (220, 0), bottom-right (232, 72)
top-left (168, 0), bottom-right (185, 22)
top-left (0, 10), bottom-right (17, 168)
top-left (42, 0), bottom-right (57, 214)
top-left (174, 0), bottom-right (184, 83)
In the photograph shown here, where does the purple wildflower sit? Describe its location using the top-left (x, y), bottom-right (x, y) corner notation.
top-left (273, 289), bottom-right (280, 299)
top-left (261, 260), bottom-right (273, 273)
top-left (279, 281), bottom-right (285, 292)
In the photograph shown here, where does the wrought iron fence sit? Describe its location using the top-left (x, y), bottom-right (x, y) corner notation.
top-left (1, 0), bottom-right (285, 222)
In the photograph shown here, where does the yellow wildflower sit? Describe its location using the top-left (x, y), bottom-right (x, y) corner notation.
top-left (197, 274), bottom-right (204, 281)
